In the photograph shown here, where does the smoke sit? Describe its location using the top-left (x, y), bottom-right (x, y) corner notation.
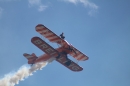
top-left (0, 61), bottom-right (48, 86)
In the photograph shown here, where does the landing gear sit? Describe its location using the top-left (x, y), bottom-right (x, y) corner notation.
top-left (65, 60), bottom-right (72, 66)
top-left (56, 51), bottom-right (72, 66)
top-left (55, 53), bottom-right (61, 59)
top-left (61, 52), bottom-right (68, 59)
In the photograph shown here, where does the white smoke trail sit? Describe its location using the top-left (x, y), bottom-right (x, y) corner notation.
top-left (0, 61), bottom-right (48, 86)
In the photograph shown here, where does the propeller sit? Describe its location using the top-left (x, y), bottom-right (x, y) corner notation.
top-left (65, 45), bottom-right (77, 55)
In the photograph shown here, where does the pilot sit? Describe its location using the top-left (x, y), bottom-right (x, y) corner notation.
top-left (60, 32), bottom-right (65, 39)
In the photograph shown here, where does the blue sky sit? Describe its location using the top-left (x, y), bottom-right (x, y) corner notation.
top-left (0, 0), bottom-right (130, 86)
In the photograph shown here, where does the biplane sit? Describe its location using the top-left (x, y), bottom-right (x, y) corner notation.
top-left (23, 24), bottom-right (89, 72)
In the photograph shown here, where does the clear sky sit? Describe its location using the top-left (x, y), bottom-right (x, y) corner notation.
top-left (0, 0), bottom-right (130, 86)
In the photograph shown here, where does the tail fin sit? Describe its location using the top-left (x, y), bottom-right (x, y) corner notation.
top-left (23, 53), bottom-right (38, 64)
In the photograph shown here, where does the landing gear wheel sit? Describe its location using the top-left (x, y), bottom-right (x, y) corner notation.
top-left (65, 60), bottom-right (72, 66)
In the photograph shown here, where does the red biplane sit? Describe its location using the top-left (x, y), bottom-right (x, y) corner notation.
top-left (23, 24), bottom-right (89, 72)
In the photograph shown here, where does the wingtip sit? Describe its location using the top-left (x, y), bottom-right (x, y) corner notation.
top-left (81, 56), bottom-right (89, 61)
top-left (36, 24), bottom-right (44, 27)
top-left (85, 57), bottom-right (89, 61)
top-left (35, 24), bottom-right (46, 32)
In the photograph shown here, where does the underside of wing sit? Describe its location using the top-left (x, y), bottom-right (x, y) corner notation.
top-left (56, 53), bottom-right (83, 72)
top-left (35, 24), bottom-right (67, 46)
top-left (69, 46), bottom-right (89, 61)
top-left (31, 36), bottom-right (59, 56)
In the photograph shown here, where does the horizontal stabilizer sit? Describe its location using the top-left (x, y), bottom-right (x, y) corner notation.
top-left (23, 53), bottom-right (38, 64)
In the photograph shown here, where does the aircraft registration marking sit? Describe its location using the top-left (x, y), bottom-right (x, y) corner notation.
top-left (32, 37), bottom-right (58, 56)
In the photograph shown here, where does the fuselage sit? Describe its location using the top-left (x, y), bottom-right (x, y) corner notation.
top-left (34, 40), bottom-right (72, 63)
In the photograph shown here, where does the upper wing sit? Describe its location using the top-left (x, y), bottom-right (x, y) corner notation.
top-left (35, 24), bottom-right (89, 61)
top-left (35, 24), bottom-right (66, 46)
top-left (69, 45), bottom-right (89, 61)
